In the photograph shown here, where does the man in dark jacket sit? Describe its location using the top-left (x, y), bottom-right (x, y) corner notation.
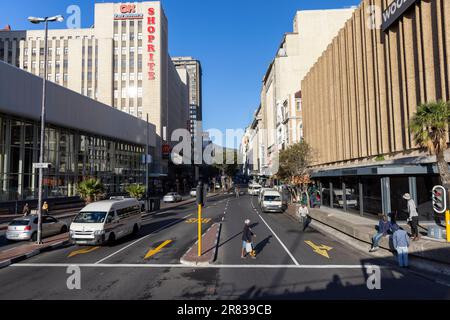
top-left (369, 214), bottom-right (392, 252)
top-left (241, 219), bottom-right (256, 259)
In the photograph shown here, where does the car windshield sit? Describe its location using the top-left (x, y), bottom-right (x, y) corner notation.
top-left (73, 212), bottom-right (107, 223)
top-left (264, 195), bottom-right (281, 201)
top-left (10, 220), bottom-right (30, 226)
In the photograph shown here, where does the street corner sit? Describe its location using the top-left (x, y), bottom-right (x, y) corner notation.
top-left (180, 223), bottom-right (221, 266)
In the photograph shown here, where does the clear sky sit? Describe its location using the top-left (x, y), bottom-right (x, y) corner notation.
top-left (0, 0), bottom-right (360, 147)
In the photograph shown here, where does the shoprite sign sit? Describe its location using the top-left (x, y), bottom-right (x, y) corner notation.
top-left (382, 0), bottom-right (419, 31)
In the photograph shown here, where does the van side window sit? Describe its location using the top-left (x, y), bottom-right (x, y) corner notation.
top-left (106, 213), bottom-right (115, 223)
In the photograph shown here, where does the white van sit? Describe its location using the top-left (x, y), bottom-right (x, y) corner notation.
top-left (260, 190), bottom-right (284, 213)
top-left (248, 184), bottom-right (262, 196)
top-left (69, 198), bottom-right (142, 245)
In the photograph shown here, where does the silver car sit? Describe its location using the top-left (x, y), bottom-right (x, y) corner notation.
top-left (6, 215), bottom-right (68, 242)
top-left (163, 192), bottom-right (182, 203)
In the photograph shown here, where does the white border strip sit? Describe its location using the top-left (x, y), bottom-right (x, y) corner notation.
top-left (12, 263), bottom-right (383, 269)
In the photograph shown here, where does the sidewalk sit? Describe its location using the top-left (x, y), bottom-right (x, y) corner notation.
top-left (0, 191), bottom-right (224, 268)
top-left (285, 204), bottom-right (450, 265)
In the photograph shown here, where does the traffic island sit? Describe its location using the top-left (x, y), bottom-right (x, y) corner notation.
top-left (180, 223), bottom-right (221, 266)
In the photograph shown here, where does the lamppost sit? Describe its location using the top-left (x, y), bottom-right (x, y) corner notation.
top-left (28, 15), bottom-right (64, 244)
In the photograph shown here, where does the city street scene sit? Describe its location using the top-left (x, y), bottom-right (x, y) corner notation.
top-left (0, 0), bottom-right (449, 307)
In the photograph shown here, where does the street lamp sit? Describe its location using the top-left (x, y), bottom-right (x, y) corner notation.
top-left (28, 15), bottom-right (64, 244)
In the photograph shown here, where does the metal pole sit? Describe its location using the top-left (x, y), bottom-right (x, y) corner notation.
top-left (198, 204), bottom-right (202, 256)
top-left (37, 20), bottom-right (48, 244)
top-left (146, 114), bottom-right (149, 210)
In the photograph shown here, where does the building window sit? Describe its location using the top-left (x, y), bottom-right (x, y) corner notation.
top-left (121, 34), bottom-right (127, 41)
top-left (114, 89), bottom-right (119, 99)
top-left (121, 73), bottom-right (127, 81)
top-left (64, 47), bottom-right (68, 55)
top-left (137, 87), bottom-right (143, 98)
top-left (137, 47), bottom-right (142, 54)
top-left (121, 88), bottom-right (127, 98)
top-left (114, 47), bottom-right (119, 55)
top-left (32, 48), bottom-right (37, 56)
top-left (130, 47), bottom-right (135, 53)
top-left (130, 73), bottom-right (135, 81)
top-left (114, 73), bottom-right (119, 81)
top-left (63, 73), bottom-right (68, 81)
top-left (114, 34), bottom-right (119, 42)
top-left (137, 33), bottom-right (143, 40)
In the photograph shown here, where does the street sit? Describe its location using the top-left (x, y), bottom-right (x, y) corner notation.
top-left (0, 193), bottom-right (448, 300)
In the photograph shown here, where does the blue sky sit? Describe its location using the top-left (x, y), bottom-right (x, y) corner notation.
top-left (0, 0), bottom-right (360, 147)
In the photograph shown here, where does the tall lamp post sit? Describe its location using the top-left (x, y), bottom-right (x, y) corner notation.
top-left (28, 15), bottom-right (64, 244)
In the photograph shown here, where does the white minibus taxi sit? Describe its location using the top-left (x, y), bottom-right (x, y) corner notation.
top-left (69, 198), bottom-right (142, 245)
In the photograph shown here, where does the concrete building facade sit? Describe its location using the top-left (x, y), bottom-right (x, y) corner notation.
top-left (0, 60), bottom-right (156, 202)
top-left (245, 8), bottom-right (355, 177)
top-left (0, 1), bottom-right (190, 174)
top-left (301, 0), bottom-right (450, 220)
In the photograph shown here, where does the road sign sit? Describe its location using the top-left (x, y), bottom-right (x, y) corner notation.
top-left (432, 185), bottom-right (447, 214)
top-left (304, 240), bottom-right (333, 259)
top-left (32, 163), bottom-right (51, 169)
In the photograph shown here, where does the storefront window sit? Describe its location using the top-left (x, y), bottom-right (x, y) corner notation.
top-left (390, 176), bottom-right (410, 220)
top-left (361, 176), bottom-right (382, 216)
top-left (343, 177), bottom-right (360, 215)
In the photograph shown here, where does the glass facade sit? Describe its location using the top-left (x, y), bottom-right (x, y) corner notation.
top-left (316, 172), bottom-right (441, 222)
top-left (0, 113), bottom-right (145, 201)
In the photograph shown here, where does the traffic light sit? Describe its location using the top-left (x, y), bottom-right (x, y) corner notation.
top-left (196, 182), bottom-right (204, 206)
top-left (432, 185), bottom-right (447, 214)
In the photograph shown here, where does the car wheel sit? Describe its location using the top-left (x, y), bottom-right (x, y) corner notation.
top-left (108, 233), bottom-right (116, 245)
top-left (30, 232), bottom-right (37, 242)
top-left (60, 225), bottom-right (68, 234)
top-left (132, 224), bottom-right (139, 236)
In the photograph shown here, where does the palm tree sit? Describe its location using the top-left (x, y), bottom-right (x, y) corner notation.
top-left (126, 184), bottom-right (146, 200)
top-left (77, 178), bottom-right (105, 204)
top-left (410, 100), bottom-right (450, 195)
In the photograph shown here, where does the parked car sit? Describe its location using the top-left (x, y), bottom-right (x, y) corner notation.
top-left (190, 188), bottom-right (197, 197)
top-left (260, 190), bottom-right (284, 213)
top-left (6, 215), bottom-right (68, 242)
top-left (163, 192), bottom-right (182, 203)
top-left (322, 188), bottom-right (358, 208)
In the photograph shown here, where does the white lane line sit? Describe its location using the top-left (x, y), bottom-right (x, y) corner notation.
top-left (12, 263), bottom-right (384, 269)
top-left (94, 214), bottom-right (192, 264)
top-left (251, 199), bottom-right (300, 266)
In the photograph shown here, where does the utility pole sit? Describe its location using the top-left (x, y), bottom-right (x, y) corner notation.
top-left (28, 15), bottom-right (64, 244)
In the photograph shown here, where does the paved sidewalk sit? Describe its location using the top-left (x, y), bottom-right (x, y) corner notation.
top-left (285, 204), bottom-right (450, 265)
top-left (0, 233), bottom-right (69, 268)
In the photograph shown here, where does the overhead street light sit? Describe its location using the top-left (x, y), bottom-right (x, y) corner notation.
top-left (28, 14), bottom-right (64, 244)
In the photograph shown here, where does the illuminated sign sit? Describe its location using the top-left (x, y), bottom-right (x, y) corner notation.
top-left (147, 7), bottom-right (156, 80)
top-left (382, 0), bottom-right (418, 31)
top-left (114, 4), bottom-right (143, 20)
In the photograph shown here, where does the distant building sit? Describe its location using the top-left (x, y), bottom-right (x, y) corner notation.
top-left (172, 57), bottom-right (203, 139)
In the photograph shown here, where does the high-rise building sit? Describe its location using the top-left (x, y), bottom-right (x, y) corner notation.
top-left (172, 57), bottom-right (203, 138)
top-left (0, 1), bottom-right (190, 174)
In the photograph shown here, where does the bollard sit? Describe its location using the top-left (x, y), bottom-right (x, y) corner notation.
top-left (446, 210), bottom-right (450, 243)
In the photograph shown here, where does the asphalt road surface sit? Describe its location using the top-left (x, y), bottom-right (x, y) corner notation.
top-left (0, 193), bottom-right (449, 300)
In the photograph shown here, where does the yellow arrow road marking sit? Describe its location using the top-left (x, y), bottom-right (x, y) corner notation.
top-left (68, 246), bottom-right (100, 258)
top-left (144, 240), bottom-right (172, 259)
top-left (304, 241), bottom-right (333, 259)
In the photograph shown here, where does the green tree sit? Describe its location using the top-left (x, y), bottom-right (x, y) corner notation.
top-left (126, 184), bottom-right (146, 199)
top-left (411, 100), bottom-right (450, 200)
top-left (278, 140), bottom-right (313, 205)
top-left (77, 178), bottom-right (105, 204)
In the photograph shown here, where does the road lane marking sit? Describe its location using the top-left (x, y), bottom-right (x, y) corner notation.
top-left (251, 198), bottom-right (300, 266)
top-left (144, 240), bottom-right (172, 259)
top-left (304, 241), bottom-right (333, 259)
top-left (68, 246), bottom-right (100, 258)
top-left (94, 214), bottom-right (191, 264)
top-left (13, 263), bottom-right (385, 269)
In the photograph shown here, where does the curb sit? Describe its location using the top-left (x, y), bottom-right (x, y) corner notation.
top-left (0, 239), bottom-right (70, 270)
top-left (180, 223), bottom-right (221, 267)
